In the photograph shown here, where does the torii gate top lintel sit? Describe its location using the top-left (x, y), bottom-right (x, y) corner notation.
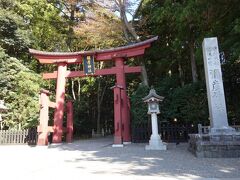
top-left (29, 36), bottom-right (158, 64)
top-left (31, 36), bottom-right (158, 145)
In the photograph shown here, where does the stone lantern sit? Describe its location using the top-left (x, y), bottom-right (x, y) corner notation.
top-left (143, 89), bottom-right (167, 150)
top-left (0, 100), bottom-right (8, 130)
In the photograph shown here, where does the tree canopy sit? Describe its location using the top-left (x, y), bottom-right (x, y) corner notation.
top-left (0, 0), bottom-right (239, 132)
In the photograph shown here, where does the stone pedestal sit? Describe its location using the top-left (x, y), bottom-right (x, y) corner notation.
top-left (189, 133), bottom-right (240, 158)
top-left (189, 37), bottom-right (240, 157)
top-left (145, 113), bottom-right (167, 150)
top-left (145, 134), bottom-right (167, 150)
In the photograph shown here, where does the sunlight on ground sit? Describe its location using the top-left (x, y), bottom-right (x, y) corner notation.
top-left (219, 168), bottom-right (235, 173)
top-left (0, 140), bottom-right (239, 180)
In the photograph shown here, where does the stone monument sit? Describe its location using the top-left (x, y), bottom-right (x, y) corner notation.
top-left (143, 89), bottom-right (167, 150)
top-left (188, 37), bottom-right (240, 158)
top-left (203, 38), bottom-right (235, 134)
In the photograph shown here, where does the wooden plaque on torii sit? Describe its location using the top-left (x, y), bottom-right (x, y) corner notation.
top-left (29, 36), bottom-right (158, 146)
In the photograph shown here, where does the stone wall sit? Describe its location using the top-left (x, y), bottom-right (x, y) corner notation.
top-left (188, 134), bottom-right (240, 158)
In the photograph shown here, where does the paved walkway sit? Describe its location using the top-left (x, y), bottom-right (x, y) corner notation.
top-left (0, 136), bottom-right (239, 180)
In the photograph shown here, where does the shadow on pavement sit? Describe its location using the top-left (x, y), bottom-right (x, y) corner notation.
top-left (48, 136), bottom-right (240, 179)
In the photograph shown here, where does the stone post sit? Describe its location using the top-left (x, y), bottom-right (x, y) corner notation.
top-left (188, 37), bottom-right (240, 158)
top-left (146, 112), bottom-right (167, 150)
top-left (151, 113), bottom-right (159, 136)
top-left (202, 37), bottom-right (235, 134)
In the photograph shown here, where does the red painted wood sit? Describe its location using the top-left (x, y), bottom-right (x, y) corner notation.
top-left (36, 47), bottom-right (146, 63)
top-left (53, 63), bottom-right (67, 143)
top-left (37, 90), bottom-right (49, 145)
top-left (124, 66), bottom-right (142, 74)
top-left (42, 66), bottom-right (142, 79)
top-left (43, 71), bottom-right (58, 79)
top-left (38, 57), bottom-right (82, 64)
top-left (66, 101), bottom-right (73, 143)
top-left (37, 126), bottom-right (54, 133)
top-left (112, 86), bottom-right (123, 145)
top-left (96, 45), bottom-right (148, 61)
top-left (126, 96), bottom-right (131, 141)
top-left (29, 37), bottom-right (158, 64)
top-left (49, 101), bottom-right (56, 108)
top-left (30, 37), bottom-right (158, 145)
top-left (115, 58), bottom-right (131, 143)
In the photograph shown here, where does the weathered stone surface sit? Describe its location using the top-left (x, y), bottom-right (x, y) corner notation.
top-left (202, 38), bottom-right (235, 134)
top-left (188, 134), bottom-right (240, 158)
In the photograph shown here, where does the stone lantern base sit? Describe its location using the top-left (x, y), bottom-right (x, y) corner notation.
top-left (145, 134), bottom-right (167, 150)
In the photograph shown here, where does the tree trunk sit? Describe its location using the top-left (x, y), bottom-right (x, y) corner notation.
top-left (96, 78), bottom-right (107, 134)
top-left (115, 0), bottom-right (149, 86)
top-left (66, 4), bottom-right (75, 50)
top-left (178, 59), bottom-right (185, 86)
top-left (71, 79), bottom-right (76, 100)
top-left (189, 38), bottom-right (198, 83)
top-left (77, 79), bottom-right (81, 101)
top-left (141, 64), bottom-right (149, 87)
top-left (97, 79), bottom-right (101, 134)
top-left (118, 0), bottom-right (139, 41)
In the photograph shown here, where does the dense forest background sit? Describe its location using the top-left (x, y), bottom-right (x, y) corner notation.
top-left (0, 0), bottom-right (239, 136)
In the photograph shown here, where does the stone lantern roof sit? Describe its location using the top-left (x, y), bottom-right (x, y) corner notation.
top-left (0, 100), bottom-right (8, 112)
top-left (142, 89), bottom-right (164, 103)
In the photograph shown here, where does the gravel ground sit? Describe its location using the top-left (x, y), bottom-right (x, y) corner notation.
top-left (0, 136), bottom-right (239, 180)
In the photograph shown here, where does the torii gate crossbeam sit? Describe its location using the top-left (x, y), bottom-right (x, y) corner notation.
top-left (29, 36), bottom-right (158, 146)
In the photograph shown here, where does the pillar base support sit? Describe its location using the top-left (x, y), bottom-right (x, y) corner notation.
top-left (52, 136), bottom-right (63, 144)
top-left (37, 138), bottom-right (48, 146)
top-left (112, 144), bottom-right (124, 148)
top-left (123, 141), bottom-right (131, 145)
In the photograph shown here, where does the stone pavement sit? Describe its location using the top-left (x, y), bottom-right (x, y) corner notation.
top-left (0, 136), bottom-right (239, 180)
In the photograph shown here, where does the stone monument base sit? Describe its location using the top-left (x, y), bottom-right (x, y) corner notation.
top-left (188, 133), bottom-right (240, 158)
top-left (145, 135), bottom-right (167, 150)
top-left (210, 126), bottom-right (236, 134)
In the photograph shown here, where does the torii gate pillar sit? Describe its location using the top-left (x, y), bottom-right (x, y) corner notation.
top-left (112, 85), bottom-right (123, 146)
top-left (29, 36), bottom-right (158, 145)
top-left (38, 90), bottom-right (50, 145)
top-left (115, 57), bottom-right (131, 143)
top-left (53, 62), bottom-right (67, 143)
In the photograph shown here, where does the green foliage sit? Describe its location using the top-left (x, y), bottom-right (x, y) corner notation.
top-left (130, 78), bottom-right (209, 127)
top-left (0, 48), bottom-right (43, 129)
top-left (134, 0), bottom-right (240, 125)
top-left (130, 85), bottom-right (149, 126)
top-left (0, 3), bottom-right (31, 59)
top-left (0, 0), bottom-right (239, 132)
top-left (161, 82), bottom-right (208, 125)
top-left (154, 76), bottom-right (179, 96)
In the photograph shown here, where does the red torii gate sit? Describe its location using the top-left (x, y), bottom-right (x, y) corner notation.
top-left (30, 36), bottom-right (158, 146)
